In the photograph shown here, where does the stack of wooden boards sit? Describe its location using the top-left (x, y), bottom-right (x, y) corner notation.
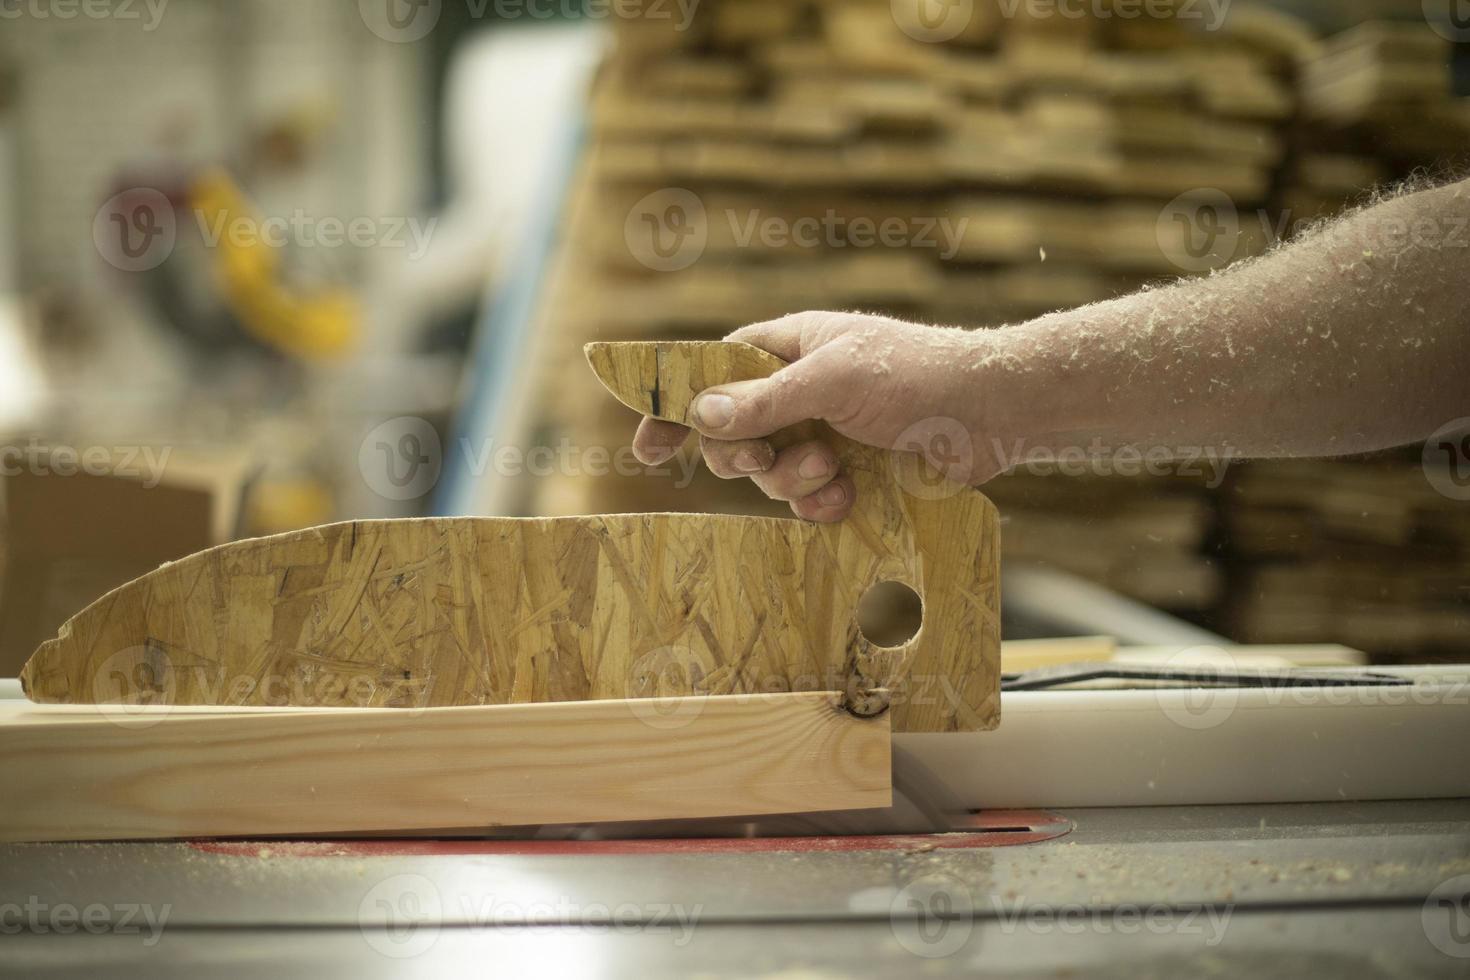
top-left (1286, 21), bottom-right (1470, 222)
top-left (1229, 19), bottom-right (1470, 659)
top-left (984, 468), bottom-right (1223, 613)
top-left (510, 2), bottom-right (1469, 661)
top-left (1224, 460), bottom-right (1470, 658)
top-left (556, 0), bottom-right (1298, 348)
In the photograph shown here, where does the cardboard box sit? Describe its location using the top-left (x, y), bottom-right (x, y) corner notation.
top-left (0, 445), bottom-right (252, 678)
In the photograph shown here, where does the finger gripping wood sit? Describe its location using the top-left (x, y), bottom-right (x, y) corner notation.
top-left (19, 343), bottom-right (999, 733)
top-left (586, 341), bottom-right (1001, 731)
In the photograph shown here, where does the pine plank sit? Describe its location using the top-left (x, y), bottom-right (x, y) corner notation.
top-left (0, 692), bottom-right (890, 842)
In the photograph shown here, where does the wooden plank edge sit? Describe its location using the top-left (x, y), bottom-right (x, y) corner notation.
top-left (0, 692), bottom-right (891, 843)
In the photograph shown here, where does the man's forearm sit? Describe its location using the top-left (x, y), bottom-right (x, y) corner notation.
top-left (978, 178), bottom-right (1470, 464)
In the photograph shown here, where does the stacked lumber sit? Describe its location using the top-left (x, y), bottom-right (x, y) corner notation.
top-left (1236, 21), bottom-right (1470, 661)
top-left (529, 0), bottom-right (1298, 517)
top-left (1287, 21), bottom-right (1470, 220)
top-left (983, 469), bottom-right (1222, 612)
top-left (1223, 459), bottom-right (1470, 660)
top-left (1302, 22), bottom-right (1455, 127)
top-left (513, 6), bottom-right (1468, 660)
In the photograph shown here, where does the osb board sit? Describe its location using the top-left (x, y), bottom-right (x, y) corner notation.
top-left (23, 343), bottom-right (1002, 733)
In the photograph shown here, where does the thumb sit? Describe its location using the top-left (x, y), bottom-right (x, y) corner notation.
top-left (688, 346), bottom-right (850, 440)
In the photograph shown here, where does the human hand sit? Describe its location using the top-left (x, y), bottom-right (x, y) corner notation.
top-left (631, 310), bottom-right (1004, 522)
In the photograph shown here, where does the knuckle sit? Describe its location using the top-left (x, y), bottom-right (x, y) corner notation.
top-left (797, 310), bottom-right (855, 349)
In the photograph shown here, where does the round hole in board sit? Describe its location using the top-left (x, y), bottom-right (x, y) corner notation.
top-left (856, 580), bottom-right (923, 648)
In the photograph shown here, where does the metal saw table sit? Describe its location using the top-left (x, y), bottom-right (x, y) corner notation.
top-left (4, 798), bottom-right (1468, 978)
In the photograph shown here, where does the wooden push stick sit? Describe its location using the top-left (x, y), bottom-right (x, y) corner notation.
top-left (0, 692), bottom-right (890, 842)
top-left (586, 341), bottom-right (1001, 729)
top-left (20, 341), bottom-right (1000, 732)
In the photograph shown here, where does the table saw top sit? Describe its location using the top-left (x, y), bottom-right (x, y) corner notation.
top-left (4, 798), bottom-right (1467, 978)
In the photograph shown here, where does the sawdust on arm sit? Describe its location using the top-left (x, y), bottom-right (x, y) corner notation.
top-left (983, 175), bottom-right (1470, 465)
top-left (633, 176), bottom-right (1470, 518)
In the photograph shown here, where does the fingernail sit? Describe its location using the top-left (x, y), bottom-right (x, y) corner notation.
top-left (642, 447), bottom-right (676, 465)
top-left (734, 450), bottom-right (765, 473)
top-left (818, 482), bottom-right (848, 508)
top-left (798, 453), bottom-right (831, 480)
top-left (694, 394), bottom-right (734, 429)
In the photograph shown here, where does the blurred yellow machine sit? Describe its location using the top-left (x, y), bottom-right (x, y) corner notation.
top-left (186, 169), bottom-right (358, 361)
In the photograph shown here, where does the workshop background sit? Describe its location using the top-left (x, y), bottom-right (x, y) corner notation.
top-left (0, 0), bottom-right (1468, 677)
